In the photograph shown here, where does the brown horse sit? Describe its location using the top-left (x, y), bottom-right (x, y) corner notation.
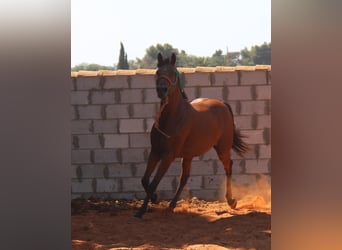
top-left (134, 53), bottom-right (248, 218)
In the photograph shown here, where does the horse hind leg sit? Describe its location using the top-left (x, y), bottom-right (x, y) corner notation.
top-left (215, 147), bottom-right (237, 209)
top-left (169, 157), bottom-right (192, 209)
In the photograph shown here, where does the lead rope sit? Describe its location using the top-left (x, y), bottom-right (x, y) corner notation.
top-left (154, 96), bottom-right (171, 138)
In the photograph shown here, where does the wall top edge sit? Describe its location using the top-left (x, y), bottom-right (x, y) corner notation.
top-left (71, 65), bottom-right (271, 77)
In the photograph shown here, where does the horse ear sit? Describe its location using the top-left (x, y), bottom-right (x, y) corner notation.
top-left (171, 53), bottom-right (176, 65)
top-left (157, 53), bottom-right (163, 64)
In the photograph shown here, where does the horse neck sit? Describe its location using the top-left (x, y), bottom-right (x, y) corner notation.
top-left (161, 88), bottom-right (186, 120)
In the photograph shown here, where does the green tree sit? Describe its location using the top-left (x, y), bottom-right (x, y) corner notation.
top-left (253, 42), bottom-right (271, 65)
top-left (238, 42), bottom-right (271, 66)
top-left (117, 42), bottom-right (129, 69)
top-left (71, 63), bottom-right (114, 71)
top-left (138, 43), bottom-right (179, 68)
top-left (239, 47), bottom-right (255, 65)
top-left (207, 50), bottom-right (226, 66)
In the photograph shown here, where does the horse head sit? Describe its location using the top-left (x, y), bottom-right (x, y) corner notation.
top-left (155, 52), bottom-right (179, 101)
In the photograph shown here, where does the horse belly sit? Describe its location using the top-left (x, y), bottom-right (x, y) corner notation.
top-left (179, 120), bottom-right (221, 157)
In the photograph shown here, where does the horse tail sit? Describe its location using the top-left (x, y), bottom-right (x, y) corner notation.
top-left (225, 103), bottom-right (249, 157)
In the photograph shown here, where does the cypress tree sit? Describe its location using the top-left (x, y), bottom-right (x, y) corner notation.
top-left (117, 42), bottom-right (129, 69)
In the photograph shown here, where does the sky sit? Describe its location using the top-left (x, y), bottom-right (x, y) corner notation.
top-left (71, 0), bottom-right (271, 67)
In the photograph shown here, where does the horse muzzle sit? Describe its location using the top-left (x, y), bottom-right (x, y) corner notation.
top-left (157, 87), bottom-right (168, 100)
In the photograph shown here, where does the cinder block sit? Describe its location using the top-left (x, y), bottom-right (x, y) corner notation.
top-left (213, 160), bottom-right (244, 175)
top-left (93, 120), bottom-right (117, 133)
top-left (184, 87), bottom-right (198, 101)
top-left (164, 161), bottom-right (182, 176)
top-left (228, 86), bottom-right (252, 100)
top-left (71, 120), bottom-right (91, 134)
top-left (71, 179), bottom-right (93, 193)
top-left (76, 76), bottom-right (101, 90)
top-left (234, 116), bottom-right (253, 130)
top-left (122, 177), bottom-right (142, 192)
top-left (96, 178), bottom-right (120, 192)
top-left (80, 165), bottom-right (106, 178)
top-left (78, 105), bottom-right (102, 119)
top-left (145, 118), bottom-right (155, 133)
top-left (144, 88), bottom-right (159, 103)
top-left (72, 150), bottom-right (91, 164)
top-left (132, 103), bottom-right (156, 118)
top-left (200, 87), bottom-right (223, 99)
top-left (257, 115), bottom-right (271, 129)
top-left (241, 130), bottom-right (265, 144)
top-left (240, 71), bottom-right (267, 85)
top-left (240, 101), bottom-right (266, 115)
top-left (120, 89), bottom-right (143, 103)
top-left (121, 148), bottom-right (145, 163)
top-left (104, 134), bottom-right (129, 148)
top-left (71, 91), bottom-right (89, 105)
top-left (212, 72), bottom-right (239, 86)
top-left (119, 119), bottom-right (145, 133)
top-left (256, 85), bottom-right (271, 100)
top-left (78, 134), bottom-right (101, 149)
top-left (130, 75), bottom-right (155, 88)
top-left (107, 163), bottom-right (132, 177)
top-left (157, 176), bottom-right (175, 191)
top-left (232, 159), bottom-right (245, 174)
top-left (259, 144), bottom-right (271, 158)
top-left (232, 174), bottom-right (257, 187)
top-left (104, 75), bottom-right (129, 89)
top-left (226, 101), bottom-right (239, 115)
top-left (91, 91), bottom-right (116, 104)
top-left (204, 175), bottom-right (226, 189)
top-left (190, 161), bottom-right (214, 176)
top-left (132, 163), bottom-right (148, 177)
top-left (245, 159), bottom-right (269, 174)
top-left (184, 176), bottom-right (204, 190)
top-left (94, 149), bottom-right (119, 163)
top-left (185, 72), bottom-right (211, 86)
top-left (129, 133), bottom-right (150, 148)
top-left (106, 104), bottom-right (130, 119)
top-left (200, 148), bottom-right (219, 161)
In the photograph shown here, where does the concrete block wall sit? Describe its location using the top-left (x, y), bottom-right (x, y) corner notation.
top-left (71, 65), bottom-right (271, 201)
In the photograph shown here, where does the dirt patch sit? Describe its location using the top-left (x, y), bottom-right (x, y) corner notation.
top-left (72, 194), bottom-right (271, 250)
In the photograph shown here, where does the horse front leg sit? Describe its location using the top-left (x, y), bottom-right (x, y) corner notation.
top-left (134, 155), bottom-right (174, 218)
top-left (169, 157), bottom-right (192, 209)
top-left (141, 151), bottom-right (160, 203)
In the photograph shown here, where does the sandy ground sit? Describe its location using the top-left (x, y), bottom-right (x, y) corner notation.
top-left (72, 192), bottom-right (271, 250)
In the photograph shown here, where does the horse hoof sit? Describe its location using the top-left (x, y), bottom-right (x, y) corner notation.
top-left (169, 201), bottom-right (176, 209)
top-left (228, 198), bottom-right (237, 209)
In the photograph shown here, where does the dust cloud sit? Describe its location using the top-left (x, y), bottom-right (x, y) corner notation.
top-left (233, 174), bottom-right (271, 210)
